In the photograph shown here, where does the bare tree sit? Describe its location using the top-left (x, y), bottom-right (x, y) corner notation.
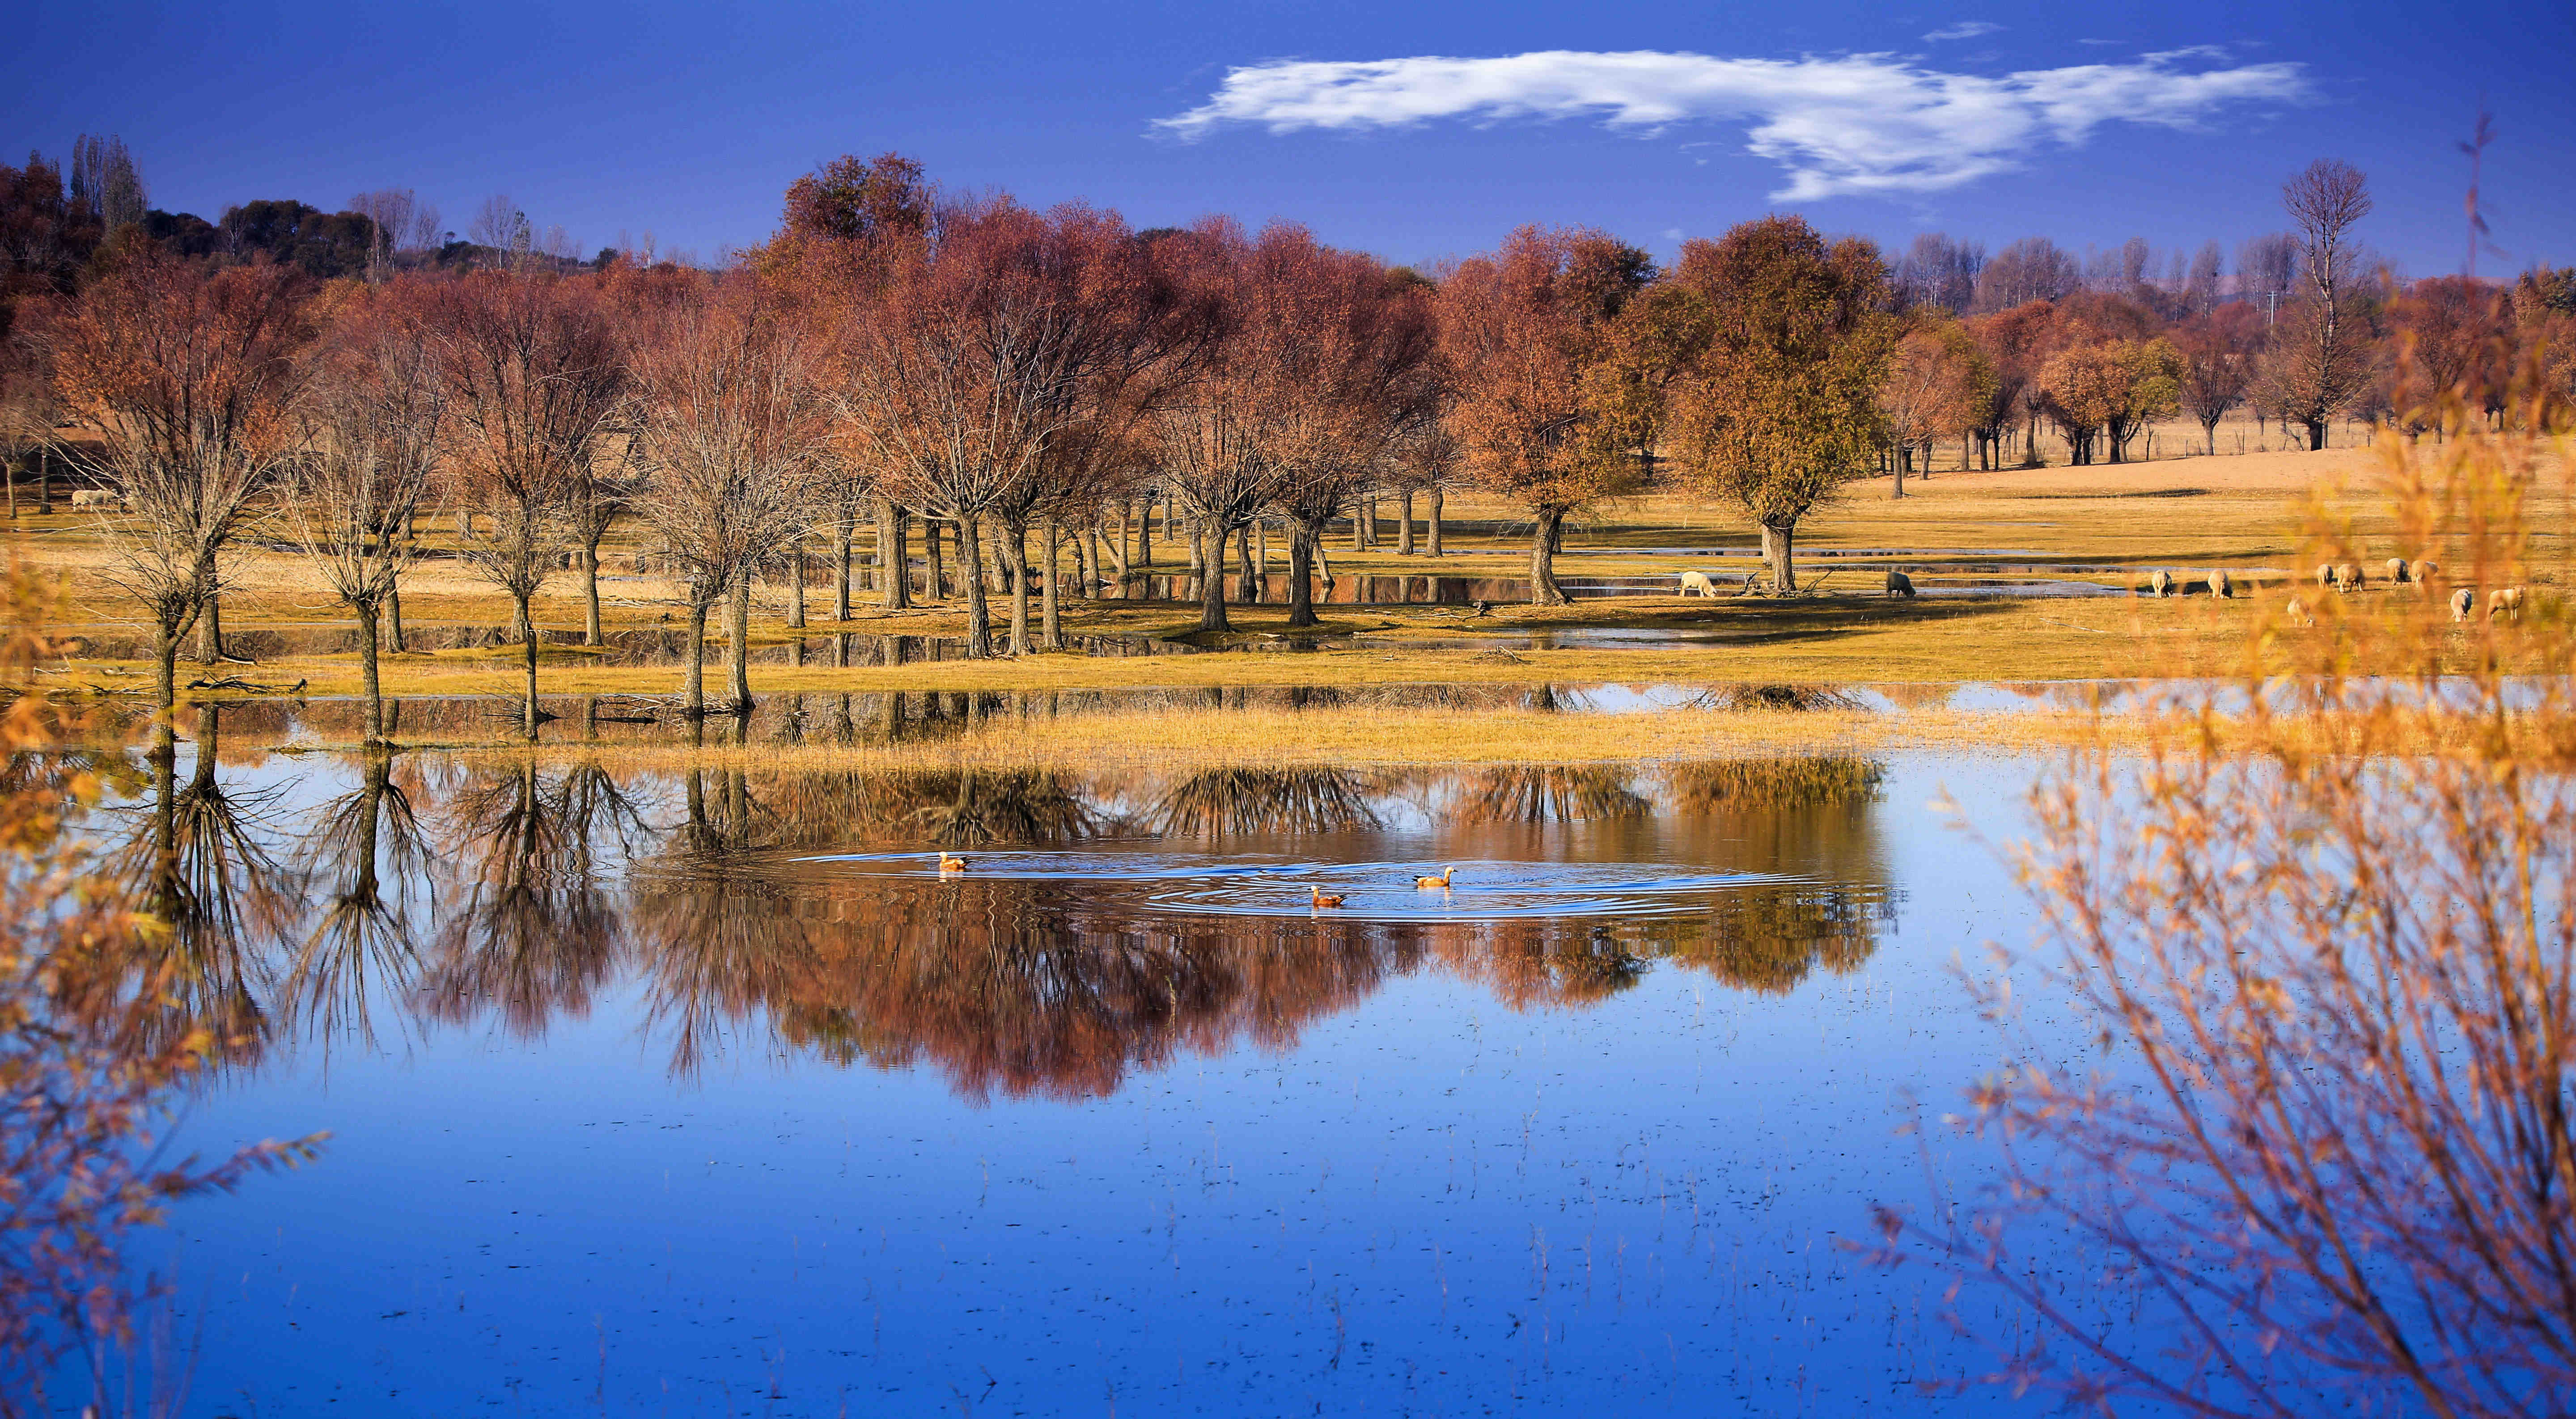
top-left (28, 253), bottom-right (308, 726)
top-left (2271, 159), bottom-right (2377, 449)
top-left (628, 278), bottom-right (829, 715)
top-left (288, 281), bottom-right (446, 743)
top-left (423, 273), bottom-right (623, 735)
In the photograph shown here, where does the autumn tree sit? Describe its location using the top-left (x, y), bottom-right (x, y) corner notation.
top-left (832, 200), bottom-right (1155, 656)
top-left (1665, 216), bottom-right (1896, 593)
top-left (422, 273), bottom-right (625, 735)
top-left (1878, 318), bottom-right (1989, 494)
top-left (28, 252), bottom-right (309, 724)
top-left (2384, 275), bottom-right (2511, 435)
top-left (765, 152), bottom-right (936, 615)
top-left (2173, 303), bottom-right (2263, 454)
top-left (2270, 159), bottom-right (2376, 448)
top-left (288, 280), bottom-right (446, 744)
top-left (627, 277), bottom-right (830, 715)
top-left (1143, 220), bottom-right (1295, 633)
top-left (1964, 301), bottom-right (2054, 469)
top-left (1239, 229), bottom-right (1437, 629)
top-left (1435, 226), bottom-right (1657, 605)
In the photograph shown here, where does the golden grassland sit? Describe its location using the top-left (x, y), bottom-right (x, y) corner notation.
top-left (19, 424), bottom-right (2573, 771)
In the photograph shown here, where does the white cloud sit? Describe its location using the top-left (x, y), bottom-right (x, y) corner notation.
top-left (1153, 48), bottom-right (2309, 200)
top-left (1922, 21), bottom-right (2002, 41)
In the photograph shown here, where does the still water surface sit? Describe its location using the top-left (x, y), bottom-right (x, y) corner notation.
top-left (104, 734), bottom-right (2081, 1416)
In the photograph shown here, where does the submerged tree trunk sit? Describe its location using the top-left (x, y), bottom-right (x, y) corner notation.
top-left (515, 591), bottom-right (542, 738)
top-left (1529, 508), bottom-right (1568, 606)
top-left (1197, 518), bottom-right (1231, 633)
top-left (357, 598), bottom-right (385, 743)
top-left (728, 570), bottom-right (753, 712)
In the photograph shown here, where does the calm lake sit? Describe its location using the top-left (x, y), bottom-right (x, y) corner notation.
top-left (92, 720), bottom-right (2094, 1417)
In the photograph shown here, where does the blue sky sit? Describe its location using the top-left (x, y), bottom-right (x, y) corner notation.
top-left (10, 0), bottom-right (2572, 279)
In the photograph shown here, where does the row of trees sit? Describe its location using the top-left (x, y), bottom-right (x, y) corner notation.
top-left (15, 153), bottom-right (2576, 738)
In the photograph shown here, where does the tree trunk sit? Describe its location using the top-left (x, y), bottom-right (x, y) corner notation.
top-left (582, 539), bottom-right (605, 645)
top-left (876, 498), bottom-right (911, 609)
top-left (387, 580), bottom-right (406, 655)
top-left (516, 591), bottom-right (541, 738)
top-left (788, 536), bottom-right (807, 629)
top-left (1768, 520), bottom-right (1799, 593)
top-left (1235, 520), bottom-right (1255, 599)
top-left (1136, 494), bottom-right (1152, 568)
top-left (1197, 518), bottom-right (1231, 633)
top-left (728, 569), bottom-right (753, 711)
top-left (1077, 524), bottom-right (1100, 596)
top-left (1893, 445), bottom-right (1907, 499)
top-left (153, 622), bottom-right (180, 722)
top-left (2306, 417), bottom-right (2327, 451)
top-left (1186, 512), bottom-right (1204, 577)
top-left (1427, 485), bottom-right (1443, 557)
top-left (835, 517), bottom-right (853, 617)
top-left (1007, 521), bottom-right (1032, 656)
top-left (1349, 504), bottom-right (1366, 551)
top-left (958, 513), bottom-right (993, 656)
top-left (6, 457), bottom-right (16, 520)
top-left (925, 516), bottom-right (946, 600)
top-left (1041, 519), bottom-right (1064, 651)
top-left (684, 594), bottom-right (710, 717)
top-left (357, 598), bottom-right (384, 744)
top-left (1398, 490), bottom-right (1415, 555)
top-left (1287, 522), bottom-right (1322, 628)
top-left (1529, 509), bottom-right (1568, 606)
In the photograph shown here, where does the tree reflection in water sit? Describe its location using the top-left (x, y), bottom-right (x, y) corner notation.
top-left (1151, 767), bottom-right (1381, 837)
top-left (283, 747), bottom-right (434, 1052)
top-left (97, 706), bottom-right (297, 1057)
top-left (418, 758), bottom-right (649, 1037)
top-left (101, 749), bottom-right (1899, 1095)
top-left (1457, 764), bottom-right (1651, 822)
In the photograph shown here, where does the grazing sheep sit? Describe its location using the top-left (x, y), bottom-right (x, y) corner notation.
top-left (2335, 562), bottom-right (2364, 593)
top-left (2207, 568), bottom-right (2233, 599)
top-left (2148, 569), bottom-right (2175, 599)
top-left (2385, 557), bottom-right (2411, 584)
top-left (1885, 570), bottom-right (1916, 599)
top-left (2488, 586), bottom-right (2525, 622)
top-left (2314, 563), bottom-right (2336, 591)
top-left (2411, 559), bottom-right (2439, 587)
top-left (1678, 570), bottom-right (1718, 598)
top-left (2451, 587), bottom-right (2476, 623)
top-left (2284, 595), bottom-right (2313, 626)
top-left (69, 489), bottom-right (122, 511)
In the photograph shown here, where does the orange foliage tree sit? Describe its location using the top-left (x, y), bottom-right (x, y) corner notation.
top-left (1436, 226), bottom-right (1657, 605)
top-left (28, 253), bottom-right (309, 724)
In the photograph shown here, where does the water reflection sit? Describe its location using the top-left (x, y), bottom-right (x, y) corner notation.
top-left (81, 746), bottom-right (1899, 1097)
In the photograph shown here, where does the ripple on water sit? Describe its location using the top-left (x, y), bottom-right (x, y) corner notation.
top-left (793, 849), bottom-right (1811, 922)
